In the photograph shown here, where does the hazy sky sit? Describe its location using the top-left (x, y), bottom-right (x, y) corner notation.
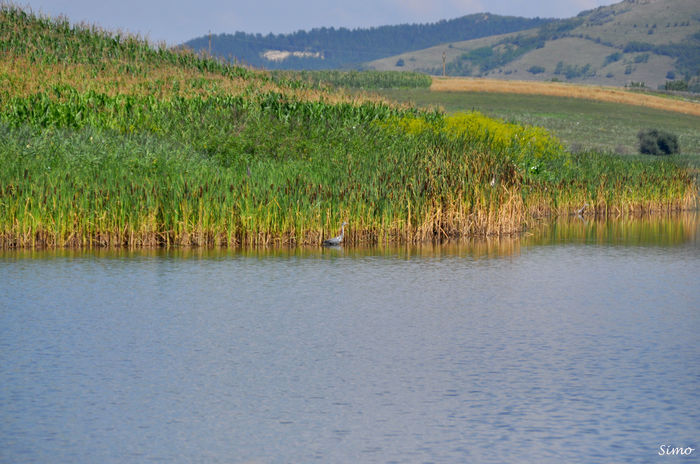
top-left (21, 0), bottom-right (620, 45)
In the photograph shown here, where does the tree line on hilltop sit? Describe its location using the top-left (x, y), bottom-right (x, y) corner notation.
top-left (182, 14), bottom-right (552, 69)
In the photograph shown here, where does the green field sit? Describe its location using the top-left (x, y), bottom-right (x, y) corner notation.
top-left (375, 88), bottom-right (700, 158)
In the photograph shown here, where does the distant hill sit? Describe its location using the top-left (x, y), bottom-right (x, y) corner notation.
top-left (368, 0), bottom-right (700, 90)
top-left (181, 14), bottom-right (552, 70)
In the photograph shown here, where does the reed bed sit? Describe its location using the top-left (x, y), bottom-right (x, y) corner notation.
top-left (431, 77), bottom-right (700, 117)
top-left (2, 107), bottom-right (695, 248)
top-left (0, 5), bottom-right (697, 248)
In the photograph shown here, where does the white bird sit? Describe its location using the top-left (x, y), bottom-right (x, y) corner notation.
top-left (576, 203), bottom-right (589, 216)
top-left (323, 222), bottom-right (348, 247)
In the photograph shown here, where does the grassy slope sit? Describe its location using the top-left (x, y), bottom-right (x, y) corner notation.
top-left (377, 87), bottom-right (700, 156)
top-left (494, 0), bottom-right (700, 87)
top-left (367, 0), bottom-right (700, 88)
top-left (575, 0), bottom-right (699, 47)
top-left (367, 30), bottom-right (526, 73)
top-left (0, 6), bottom-right (697, 248)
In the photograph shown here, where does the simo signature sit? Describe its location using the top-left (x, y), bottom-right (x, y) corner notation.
top-left (658, 445), bottom-right (695, 456)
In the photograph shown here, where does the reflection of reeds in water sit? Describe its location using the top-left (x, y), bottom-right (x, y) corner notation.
top-left (431, 236), bottom-right (523, 260)
top-left (529, 211), bottom-right (699, 248)
top-left (231, 235), bottom-right (527, 260)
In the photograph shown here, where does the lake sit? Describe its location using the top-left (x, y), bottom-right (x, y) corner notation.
top-left (1, 215), bottom-right (699, 463)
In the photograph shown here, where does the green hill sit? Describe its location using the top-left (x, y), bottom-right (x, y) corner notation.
top-left (0, 5), bottom-right (696, 248)
top-left (368, 0), bottom-right (700, 90)
top-left (181, 14), bottom-right (552, 70)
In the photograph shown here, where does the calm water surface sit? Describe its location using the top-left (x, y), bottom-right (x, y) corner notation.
top-left (1, 216), bottom-right (699, 463)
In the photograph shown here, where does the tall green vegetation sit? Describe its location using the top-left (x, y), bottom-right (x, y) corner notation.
top-left (0, 5), bottom-right (696, 248)
top-left (0, 5), bottom-right (256, 81)
top-left (271, 70), bottom-right (432, 90)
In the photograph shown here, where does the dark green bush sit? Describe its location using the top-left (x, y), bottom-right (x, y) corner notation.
top-left (664, 80), bottom-right (688, 91)
top-left (637, 128), bottom-right (680, 155)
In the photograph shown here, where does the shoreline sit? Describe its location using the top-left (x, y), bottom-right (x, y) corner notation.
top-left (2, 204), bottom-right (697, 249)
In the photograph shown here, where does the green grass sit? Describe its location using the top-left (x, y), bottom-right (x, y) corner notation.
top-left (375, 88), bottom-right (700, 158)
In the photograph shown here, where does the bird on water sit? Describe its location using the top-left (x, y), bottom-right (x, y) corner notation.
top-left (323, 222), bottom-right (348, 247)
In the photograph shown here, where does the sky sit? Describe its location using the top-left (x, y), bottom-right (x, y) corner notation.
top-left (21, 0), bottom-right (620, 45)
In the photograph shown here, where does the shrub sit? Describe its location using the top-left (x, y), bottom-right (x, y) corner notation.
top-left (664, 80), bottom-right (688, 91)
top-left (603, 52), bottom-right (622, 66)
top-left (527, 65), bottom-right (545, 74)
top-left (624, 41), bottom-right (653, 53)
top-left (637, 128), bottom-right (680, 155)
top-left (554, 62), bottom-right (595, 79)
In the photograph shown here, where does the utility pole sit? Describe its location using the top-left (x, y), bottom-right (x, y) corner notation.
top-left (442, 51), bottom-right (446, 77)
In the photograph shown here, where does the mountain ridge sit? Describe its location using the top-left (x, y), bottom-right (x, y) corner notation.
top-left (181, 14), bottom-right (552, 70)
